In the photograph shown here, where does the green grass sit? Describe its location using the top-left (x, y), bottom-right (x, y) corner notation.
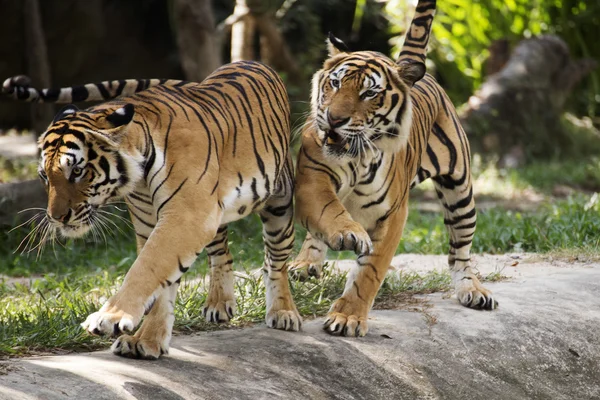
top-left (503, 158), bottom-right (600, 193)
top-left (398, 194), bottom-right (600, 255)
top-left (1, 193), bottom-right (598, 357)
top-left (2, 155), bottom-right (600, 357)
top-left (0, 262), bottom-right (455, 356)
top-left (4, 193), bottom-right (598, 278)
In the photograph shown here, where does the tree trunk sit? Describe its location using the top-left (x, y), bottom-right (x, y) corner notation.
top-left (254, 13), bottom-right (301, 84)
top-left (23, 0), bottom-right (53, 138)
top-left (461, 35), bottom-right (597, 163)
top-left (231, 0), bottom-right (256, 62)
top-left (173, 0), bottom-right (221, 82)
top-left (483, 39), bottom-right (510, 77)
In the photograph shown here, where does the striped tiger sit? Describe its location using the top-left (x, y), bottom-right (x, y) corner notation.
top-left (291, 0), bottom-right (497, 337)
top-left (2, 61), bottom-right (301, 359)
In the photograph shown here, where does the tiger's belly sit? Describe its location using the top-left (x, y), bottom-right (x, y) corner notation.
top-left (219, 176), bottom-right (273, 225)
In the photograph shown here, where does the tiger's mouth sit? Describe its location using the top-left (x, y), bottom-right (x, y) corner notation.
top-left (325, 130), bottom-right (350, 153)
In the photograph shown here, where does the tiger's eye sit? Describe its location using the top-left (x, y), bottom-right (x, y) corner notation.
top-left (73, 167), bottom-right (83, 176)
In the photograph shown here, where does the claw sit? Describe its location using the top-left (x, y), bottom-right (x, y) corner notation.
top-left (113, 323), bottom-right (121, 336)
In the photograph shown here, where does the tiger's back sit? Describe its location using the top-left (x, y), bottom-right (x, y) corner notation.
top-left (115, 61), bottom-right (292, 224)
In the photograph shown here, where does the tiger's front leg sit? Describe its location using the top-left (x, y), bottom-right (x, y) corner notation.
top-left (324, 201), bottom-right (408, 337)
top-left (81, 197), bottom-right (222, 337)
top-left (112, 283), bottom-right (178, 359)
top-left (295, 172), bottom-right (373, 259)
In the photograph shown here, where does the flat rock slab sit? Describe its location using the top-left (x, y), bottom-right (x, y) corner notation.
top-left (1, 257), bottom-right (599, 400)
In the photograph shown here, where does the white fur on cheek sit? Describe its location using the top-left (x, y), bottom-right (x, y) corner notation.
top-left (310, 70), bottom-right (323, 116)
top-left (115, 148), bottom-right (144, 198)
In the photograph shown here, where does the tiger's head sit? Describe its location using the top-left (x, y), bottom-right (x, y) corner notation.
top-left (37, 103), bottom-right (142, 238)
top-left (311, 33), bottom-right (426, 160)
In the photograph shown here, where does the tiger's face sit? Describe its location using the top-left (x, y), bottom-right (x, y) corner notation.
top-left (38, 103), bottom-right (141, 238)
top-left (312, 35), bottom-right (424, 161)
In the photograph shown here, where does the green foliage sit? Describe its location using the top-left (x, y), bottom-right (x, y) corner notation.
top-left (0, 156), bottom-right (38, 184)
top-left (385, 0), bottom-right (600, 117)
top-left (432, 0), bottom-right (550, 88)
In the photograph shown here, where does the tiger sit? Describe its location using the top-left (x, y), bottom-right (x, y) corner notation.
top-left (2, 60), bottom-right (301, 359)
top-left (290, 0), bottom-right (497, 337)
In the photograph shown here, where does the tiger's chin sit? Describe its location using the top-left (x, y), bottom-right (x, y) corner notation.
top-left (58, 223), bottom-right (92, 238)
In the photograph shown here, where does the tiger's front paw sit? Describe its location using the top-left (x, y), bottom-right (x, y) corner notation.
top-left (323, 297), bottom-right (369, 337)
top-left (327, 223), bottom-right (373, 255)
top-left (112, 334), bottom-right (168, 360)
top-left (290, 260), bottom-right (324, 280)
top-left (265, 295), bottom-right (302, 331)
top-left (202, 299), bottom-right (236, 323)
top-left (266, 309), bottom-right (302, 332)
top-left (81, 300), bottom-right (143, 336)
top-left (455, 273), bottom-right (498, 310)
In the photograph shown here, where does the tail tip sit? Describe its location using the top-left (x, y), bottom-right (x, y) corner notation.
top-left (2, 75), bottom-right (32, 94)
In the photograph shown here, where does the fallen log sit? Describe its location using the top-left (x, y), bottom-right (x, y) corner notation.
top-left (0, 179), bottom-right (46, 227)
top-left (460, 35), bottom-right (597, 165)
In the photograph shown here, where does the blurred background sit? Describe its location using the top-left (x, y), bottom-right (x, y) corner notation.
top-left (1, 0), bottom-right (599, 262)
top-left (1, 0), bottom-right (599, 153)
top-left (1, 0), bottom-right (599, 356)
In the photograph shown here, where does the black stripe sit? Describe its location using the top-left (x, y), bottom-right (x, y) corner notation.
top-left (96, 83), bottom-right (111, 99)
top-left (71, 86), bottom-right (89, 102)
top-left (156, 178), bottom-right (188, 216)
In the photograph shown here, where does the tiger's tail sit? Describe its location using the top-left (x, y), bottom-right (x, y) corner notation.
top-left (397, 0), bottom-right (436, 77)
top-left (1, 76), bottom-right (185, 103)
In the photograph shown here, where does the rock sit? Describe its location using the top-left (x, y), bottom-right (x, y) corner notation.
top-left (1, 258), bottom-right (599, 399)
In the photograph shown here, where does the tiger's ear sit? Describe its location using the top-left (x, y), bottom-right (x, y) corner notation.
top-left (327, 32), bottom-right (350, 57)
top-left (106, 103), bottom-right (135, 128)
top-left (397, 60), bottom-right (426, 87)
top-left (92, 104), bottom-right (135, 147)
top-left (53, 104), bottom-right (79, 123)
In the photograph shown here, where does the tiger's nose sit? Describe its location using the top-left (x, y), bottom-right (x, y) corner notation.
top-left (50, 209), bottom-right (71, 223)
top-left (327, 113), bottom-right (350, 128)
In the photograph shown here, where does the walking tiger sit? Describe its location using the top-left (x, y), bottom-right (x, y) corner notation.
top-left (3, 61), bottom-right (300, 358)
top-left (291, 0), bottom-right (497, 337)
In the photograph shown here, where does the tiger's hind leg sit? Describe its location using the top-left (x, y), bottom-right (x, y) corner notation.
top-left (202, 225), bottom-right (236, 323)
top-left (259, 157), bottom-right (302, 331)
top-left (112, 282), bottom-right (178, 359)
top-left (289, 232), bottom-right (328, 280)
top-left (433, 175), bottom-right (498, 310)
